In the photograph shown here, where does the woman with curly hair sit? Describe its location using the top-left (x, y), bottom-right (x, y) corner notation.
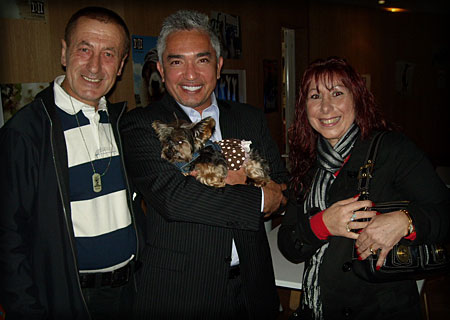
top-left (278, 57), bottom-right (449, 319)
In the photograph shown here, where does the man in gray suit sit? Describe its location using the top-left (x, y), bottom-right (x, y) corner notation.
top-left (120, 10), bottom-right (287, 319)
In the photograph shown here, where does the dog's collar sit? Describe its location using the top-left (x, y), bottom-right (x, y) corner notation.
top-left (174, 140), bottom-right (221, 174)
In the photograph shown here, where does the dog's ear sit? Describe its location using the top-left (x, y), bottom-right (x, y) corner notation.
top-left (152, 121), bottom-right (173, 141)
top-left (192, 117), bottom-right (216, 146)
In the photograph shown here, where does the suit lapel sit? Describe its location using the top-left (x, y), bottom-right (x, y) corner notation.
top-left (217, 100), bottom-right (237, 139)
top-left (161, 94), bottom-right (191, 122)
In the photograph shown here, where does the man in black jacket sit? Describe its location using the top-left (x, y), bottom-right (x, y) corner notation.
top-left (120, 9), bottom-right (287, 319)
top-left (0, 7), bottom-right (139, 320)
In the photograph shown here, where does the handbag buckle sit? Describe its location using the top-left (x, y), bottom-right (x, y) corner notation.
top-left (435, 245), bottom-right (445, 261)
top-left (357, 161), bottom-right (374, 179)
top-left (396, 245), bottom-right (410, 263)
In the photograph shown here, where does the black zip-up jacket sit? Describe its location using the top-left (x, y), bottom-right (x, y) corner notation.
top-left (0, 84), bottom-right (140, 320)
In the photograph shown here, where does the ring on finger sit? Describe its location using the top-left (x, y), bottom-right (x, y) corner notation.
top-left (350, 212), bottom-right (357, 221)
top-left (346, 222), bottom-right (351, 233)
top-left (370, 247), bottom-right (376, 255)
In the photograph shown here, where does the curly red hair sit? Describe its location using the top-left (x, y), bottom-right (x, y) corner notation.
top-left (289, 57), bottom-right (393, 193)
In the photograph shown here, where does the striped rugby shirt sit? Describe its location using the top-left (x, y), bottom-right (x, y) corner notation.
top-left (53, 75), bottom-right (136, 273)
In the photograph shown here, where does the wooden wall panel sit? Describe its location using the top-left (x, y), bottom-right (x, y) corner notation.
top-left (3, 1), bottom-right (447, 164)
top-left (0, 18), bottom-right (55, 83)
top-left (308, 2), bottom-right (450, 166)
top-left (0, 0), bottom-right (310, 151)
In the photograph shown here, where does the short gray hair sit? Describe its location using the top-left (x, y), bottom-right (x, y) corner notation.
top-left (157, 10), bottom-right (221, 62)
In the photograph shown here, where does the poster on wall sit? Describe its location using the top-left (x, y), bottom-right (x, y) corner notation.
top-left (0, 82), bottom-right (50, 127)
top-left (210, 11), bottom-right (242, 59)
top-left (361, 74), bottom-right (371, 91)
top-left (215, 69), bottom-right (246, 103)
top-left (131, 35), bottom-right (164, 107)
top-left (263, 60), bottom-right (278, 113)
top-left (0, 0), bottom-right (47, 21)
top-left (395, 61), bottom-right (415, 96)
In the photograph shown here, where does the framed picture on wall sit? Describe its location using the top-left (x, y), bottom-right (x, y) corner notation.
top-left (210, 11), bottom-right (242, 59)
top-left (215, 69), bottom-right (246, 103)
top-left (0, 82), bottom-right (50, 127)
top-left (361, 74), bottom-right (371, 91)
top-left (395, 61), bottom-right (415, 96)
top-left (0, 0), bottom-right (48, 21)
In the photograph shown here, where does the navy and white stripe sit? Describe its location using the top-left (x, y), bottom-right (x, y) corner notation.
top-left (54, 76), bottom-right (136, 272)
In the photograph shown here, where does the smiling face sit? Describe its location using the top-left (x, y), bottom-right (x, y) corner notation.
top-left (157, 30), bottom-right (223, 113)
top-left (60, 17), bottom-right (127, 108)
top-left (306, 77), bottom-right (356, 147)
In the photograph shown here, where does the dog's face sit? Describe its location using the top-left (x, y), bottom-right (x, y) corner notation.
top-left (152, 117), bottom-right (216, 163)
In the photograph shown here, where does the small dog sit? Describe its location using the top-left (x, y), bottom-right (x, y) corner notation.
top-left (152, 116), bottom-right (270, 188)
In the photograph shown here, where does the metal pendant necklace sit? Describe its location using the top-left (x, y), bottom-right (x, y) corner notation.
top-left (69, 96), bottom-right (113, 193)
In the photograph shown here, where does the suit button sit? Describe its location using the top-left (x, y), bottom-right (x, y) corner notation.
top-left (224, 256), bottom-right (232, 262)
top-left (342, 307), bottom-right (352, 318)
top-left (342, 261), bottom-right (352, 272)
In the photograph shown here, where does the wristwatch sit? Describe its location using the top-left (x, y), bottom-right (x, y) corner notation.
top-left (401, 209), bottom-right (415, 236)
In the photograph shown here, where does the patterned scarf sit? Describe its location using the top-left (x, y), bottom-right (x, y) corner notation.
top-left (302, 123), bottom-right (360, 319)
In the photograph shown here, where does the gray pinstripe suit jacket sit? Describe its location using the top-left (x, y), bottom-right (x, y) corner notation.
top-left (120, 93), bottom-right (288, 319)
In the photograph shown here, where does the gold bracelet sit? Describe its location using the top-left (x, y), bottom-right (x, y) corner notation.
top-left (400, 209), bottom-right (415, 236)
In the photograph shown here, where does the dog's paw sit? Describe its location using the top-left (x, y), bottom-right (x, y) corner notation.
top-left (244, 154), bottom-right (271, 187)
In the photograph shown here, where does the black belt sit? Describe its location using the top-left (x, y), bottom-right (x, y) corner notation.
top-left (79, 262), bottom-right (132, 289)
top-left (229, 265), bottom-right (241, 279)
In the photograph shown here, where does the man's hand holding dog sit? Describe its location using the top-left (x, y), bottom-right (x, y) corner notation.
top-left (225, 169), bottom-right (286, 216)
top-left (224, 167), bottom-right (247, 185)
top-left (263, 181), bottom-right (287, 217)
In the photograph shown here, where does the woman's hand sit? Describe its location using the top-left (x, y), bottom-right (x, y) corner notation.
top-left (322, 195), bottom-right (375, 239)
top-left (356, 210), bottom-right (410, 269)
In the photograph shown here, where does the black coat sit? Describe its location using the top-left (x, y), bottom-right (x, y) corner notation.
top-left (0, 85), bottom-right (140, 320)
top-left (278, 131), bottom-right (450, 320)
top-left (120, 94), bottom-right (289, 319)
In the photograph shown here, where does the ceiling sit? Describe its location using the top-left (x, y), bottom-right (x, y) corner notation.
top-left (314, 0), bottom-right (450, 15)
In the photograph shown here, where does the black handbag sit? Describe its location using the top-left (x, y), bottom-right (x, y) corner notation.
top-left (351, 132), bottom-right (450, 282)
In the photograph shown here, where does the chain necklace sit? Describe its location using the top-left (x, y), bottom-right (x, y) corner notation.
top-left (69, 96), bottom-right (113, 193)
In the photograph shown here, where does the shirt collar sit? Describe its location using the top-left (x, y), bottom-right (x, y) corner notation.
top-left (53, 75), bottom-right (108, 115)
top-left (176, 92), bottom-right (222, 141)
top-left (177, 92), bottom-right (219, 122)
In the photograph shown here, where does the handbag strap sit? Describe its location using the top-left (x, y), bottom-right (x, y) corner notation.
top-left (357, 131), bottom-right (387, 200)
